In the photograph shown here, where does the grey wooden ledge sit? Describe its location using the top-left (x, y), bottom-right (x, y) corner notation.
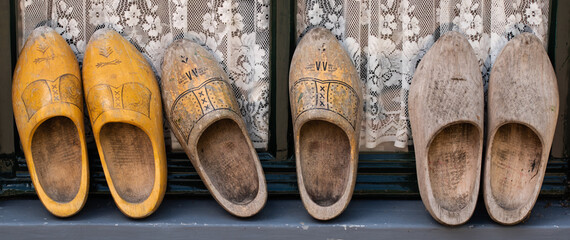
top-left (1, 197), bottom-right (569, 239)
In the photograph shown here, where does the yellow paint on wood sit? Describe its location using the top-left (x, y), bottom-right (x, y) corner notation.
top-left (12, 26), bottom-right (89, 217)
top-left (161, 39), bottom-right (267, 217)
top-left (289, 27), bottom-right (362, 220)
top-left (82, 29), bottom-right (166, 219)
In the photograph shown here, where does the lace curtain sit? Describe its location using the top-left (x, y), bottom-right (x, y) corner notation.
top-left (296, 0), bottom-right (550, 151)
top-left (18, 0), bottom-right (271, 150)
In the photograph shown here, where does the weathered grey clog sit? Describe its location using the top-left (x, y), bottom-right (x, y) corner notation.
top-left (484, 33), bottom-right (559, 225)
top-left (409, 31), bottom-right (484, 226)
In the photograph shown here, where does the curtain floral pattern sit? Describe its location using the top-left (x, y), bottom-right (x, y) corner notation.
top-left (19, 0), bottom-right (271, 149)
top-left (297, 0), bottom-right (550, 150)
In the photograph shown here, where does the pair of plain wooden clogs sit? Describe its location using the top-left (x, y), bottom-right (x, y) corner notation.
top-left (409, 32), bottom-right (558, 226)
top-left (12, 26), bottom-right (166, 218)
top-left (12, 27), bottom-right (267, 218)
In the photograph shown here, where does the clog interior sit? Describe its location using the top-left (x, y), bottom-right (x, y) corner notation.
top-left (300, 120), bottom-right (350, 207)
top-left (100, 123), bottom-right (155, 203)
top-left (490, 123), bottom-right (542, 210)
top-left (427, 123), bottom-right (479, 212)
top-left (31, 116), bottom-right (81, 203)
top-left (197, 119), bottom-right (259, 204)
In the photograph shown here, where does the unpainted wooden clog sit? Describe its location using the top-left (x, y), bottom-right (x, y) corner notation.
top-left (82, 29), bottom-right (167, 218)
top-left (161, 39), bottom-right (267, 217)
top-left (409, 31), bottom-right (484, 226)
top-left (12, 26), bottom-right (89, 217)
top-left (484, 33), bottom-right (559, 225)
top-left (289, 27), bottom-right (362, 220)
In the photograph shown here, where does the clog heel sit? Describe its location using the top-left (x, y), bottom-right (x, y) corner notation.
top-left (484, 33), bottom-right (558, 225)
top-left (161, 39), bottom-right (267, 217)
top-left (409, 31), bottom-right (484, 225)
top-left (12, 26), bottom-right (89, 217)
top-left (289, 27), bottom-right (362, 220)
top-left (82, 29), bottom-right (167, 218)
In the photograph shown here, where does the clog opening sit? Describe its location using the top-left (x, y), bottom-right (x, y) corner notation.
top-left (427, 123), bottom-right (480, 212)
top-left (32, 116), bottom-right (82, 203)
top-left (300, 120), bottom-right (350, 207)
top-left (100, 122), bottom-right (155, 203)
top-left (197, 119), bottom-right (259, 205)
top-left (490, 123), bottom-right (542, 211)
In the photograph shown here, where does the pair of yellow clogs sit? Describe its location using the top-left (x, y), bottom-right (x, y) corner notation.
top-left (409, 32), bottom-right (558, 226)
top-left (13, 27), bottom-right (165, 218)
top-left (13, 26), bottom-right (267, 218)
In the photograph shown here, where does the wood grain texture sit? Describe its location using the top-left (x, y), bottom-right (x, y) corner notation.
top-left (409, 31), bottom-right (484, 226)
top-left (31, 117), bottom-right (82, 203)
top-left (300, 120), bottom-right (350, 207)
top-left (161, 39), bottom-right (267, 217)
top-left (12, 26), bottom-right (89, 217)
top-left (82, 28), bottom-right (166, 219)
top-left (484, 33), bottom-right (559, 225)
top-left (427, 124), bottom-right (479, 213)
top-left (289, 27), bottom-right (362, 220)
top-left (100, 123), bottom-right (154, 203)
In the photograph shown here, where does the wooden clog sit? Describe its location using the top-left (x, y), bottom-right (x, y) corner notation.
top-left (12, 26), bottom-right (89, 217)
top-left (409, 31), bottom-right (484, 225)
top-left (82, 29), bottom-right (167, 218)
top-left (161, 39), bottom-right (267, 217)
top-left (289, 27), bottom-right (362, 220)
top-left (484, 33), bottom-right (559, 225)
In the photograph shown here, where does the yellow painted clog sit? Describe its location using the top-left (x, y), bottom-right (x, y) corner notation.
top-left (161, 39), bottom-right (267, 217)
top-left (82, 28), bottom-right (166, 218)
top-left (12, 26), bottom-right (89, 217)
top-left (289, 27), bottom-right (362, 220)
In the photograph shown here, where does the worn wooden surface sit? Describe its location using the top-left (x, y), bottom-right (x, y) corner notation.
top-left (11, 26), bottom-right (89, 217)
top-left (484, 33), bottom-right (559, 225)
top-left (161, 39), bottom-right (267, 217)
top-left (289, 27), bottom-right (362, 220)
top-left (99, 123), bottom-right (155, 204)
top-left (31, 117), bottom-right (82, 203)
top-left (82, 28), bottom-right (166, 219)
top-left (300, 120), bottom-right (350, 207)
top-left (409, 31), bottom-right (484, 226)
